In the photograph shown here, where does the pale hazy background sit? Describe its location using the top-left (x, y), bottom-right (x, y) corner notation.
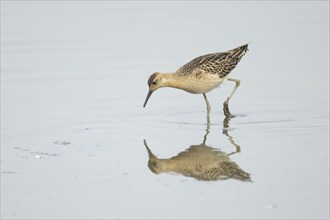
top-left (1, 1), bottom-right (329, 219)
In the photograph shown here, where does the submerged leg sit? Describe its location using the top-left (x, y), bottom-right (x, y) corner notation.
top-left (222, 117), bottom-right (241, 155)
top-left (203, 93), bottom-right (211, 119)
top-left (223, 78), bottom-right (240, 118)
top-left (202, 122), bottom-right (210, 145)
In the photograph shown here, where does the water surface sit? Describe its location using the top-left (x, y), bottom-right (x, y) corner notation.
top-left (1, 1), bottom-right (329, 219)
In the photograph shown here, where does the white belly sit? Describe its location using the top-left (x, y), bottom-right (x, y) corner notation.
top-left (181, 76), bottom-right (227, 94)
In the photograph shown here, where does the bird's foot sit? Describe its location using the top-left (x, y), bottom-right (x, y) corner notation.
top-left (223, 100), bottom-right (235, 118)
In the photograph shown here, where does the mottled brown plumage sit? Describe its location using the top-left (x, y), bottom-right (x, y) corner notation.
top-left (143, 44), bottom-right (248, 118)
top-left (144, 141), bottom-right (251, 182)
top-left (176, 44), bottom-right (248, 78)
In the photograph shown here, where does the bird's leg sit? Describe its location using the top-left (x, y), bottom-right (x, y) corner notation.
top-left (202, 122), bottom-right (210, 145)
top-left (223, 117), bottom-right (241, 156)
top-left (223, 78), bottom-right (240, 118)
top-left (203, 93), bottom-right (211, 120)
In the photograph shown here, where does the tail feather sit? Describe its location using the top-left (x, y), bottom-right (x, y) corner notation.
top-left (229, 44), bottom-right (248, 60)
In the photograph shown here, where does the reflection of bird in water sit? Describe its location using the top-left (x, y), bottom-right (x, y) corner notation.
top-left (143, 121), bottom-right (251, 182)
top-left (143, 44), bottom-right (248, 118)
top-left (144, 141), bottom-right (250, 182)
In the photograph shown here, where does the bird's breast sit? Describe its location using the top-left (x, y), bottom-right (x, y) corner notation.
top-left (178, 75), bottom-right (226, 94)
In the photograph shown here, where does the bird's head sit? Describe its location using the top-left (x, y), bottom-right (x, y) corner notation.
top-left (143, 139), bottom-right (162, 174)
top-left (143, 72), bottom-right (164, 107)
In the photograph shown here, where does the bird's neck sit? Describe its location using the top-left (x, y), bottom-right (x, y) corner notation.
top-left (152, 158), bottom-right (188, 174)
top-left (160, 73), bottom-right (187, 90)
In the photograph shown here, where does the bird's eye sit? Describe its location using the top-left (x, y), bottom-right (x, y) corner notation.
top-left (152, 81), bottom-right (157, 85)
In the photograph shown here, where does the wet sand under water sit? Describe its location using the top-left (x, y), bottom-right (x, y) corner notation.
top-left (1, 2), bottom-right (329, 219)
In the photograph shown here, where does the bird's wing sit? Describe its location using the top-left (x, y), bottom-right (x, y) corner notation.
top-left (176, 52), bottom-right (232, 78)
top-left (176, 44), bottom-right (248, 78)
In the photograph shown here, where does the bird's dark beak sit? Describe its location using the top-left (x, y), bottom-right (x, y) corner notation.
top-left (143, 90), bottom-right (154, 107)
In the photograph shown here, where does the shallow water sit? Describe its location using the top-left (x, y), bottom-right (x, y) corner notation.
top-left (1, 1), bottom-right (329, 219)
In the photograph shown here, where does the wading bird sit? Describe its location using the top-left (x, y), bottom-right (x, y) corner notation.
top-left (143, 44), bottom-right (248, 118)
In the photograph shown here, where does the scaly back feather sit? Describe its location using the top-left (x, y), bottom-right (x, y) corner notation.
top-left (176, 44), bottom-right (248, 78)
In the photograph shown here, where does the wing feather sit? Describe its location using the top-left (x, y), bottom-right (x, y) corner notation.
top-left (176, 44), bottom-right (248, 78)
